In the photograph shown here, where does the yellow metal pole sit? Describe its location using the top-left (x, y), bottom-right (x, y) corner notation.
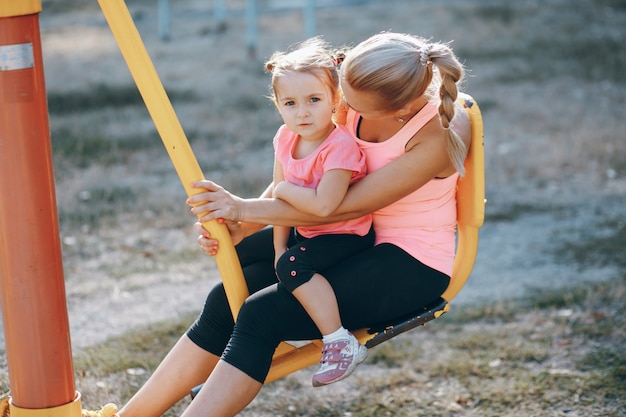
top-left (0, 1), bottom-right (82, 416)
top-left (0, 0), bottom-right (41, 18)
top-left (97, 0), bottom-right (249, 317)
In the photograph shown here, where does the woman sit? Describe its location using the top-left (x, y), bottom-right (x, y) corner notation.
top-left (84, 32), bottom-right (471, 417)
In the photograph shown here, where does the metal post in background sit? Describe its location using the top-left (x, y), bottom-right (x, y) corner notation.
top-left (214, 0), bottom-right (227, 32)
top-left (245, 0), bottom-right (258, 58)
top-left (158, 0), bottom-right (170, 41)
top-left (303, 0), bottom-right (317, 38)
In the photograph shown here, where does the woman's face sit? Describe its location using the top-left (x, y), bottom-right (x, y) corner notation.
top-left (340, 78), bottom-right (394, 121)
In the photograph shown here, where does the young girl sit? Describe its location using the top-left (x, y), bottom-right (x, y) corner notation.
top-left (266, 38), bottom-right (373, 386)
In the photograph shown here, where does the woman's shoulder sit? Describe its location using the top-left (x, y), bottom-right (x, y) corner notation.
top-left (407, 101), bottom-right (470, 149)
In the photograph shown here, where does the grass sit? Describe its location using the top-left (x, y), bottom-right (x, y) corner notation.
top-left (57, 184), bottom-right (138, 229)
top-left (48, 84), bottom-right (197, 115)
top-left (456, 0), bottom-right (626, 83)
top-left (554, 216), bottom-right (626, 270)
top-left (66, 274), bottom-right (625, 417)
top-left (61, 221), bottom-right (626, 417)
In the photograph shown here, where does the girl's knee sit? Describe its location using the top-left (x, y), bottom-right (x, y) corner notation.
top-left (275, 252), bottom-right (296, 283)
top-left (275, 248), bottom-right (313, 292)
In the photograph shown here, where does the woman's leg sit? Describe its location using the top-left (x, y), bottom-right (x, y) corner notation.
top-left (117, 228), bottom-right (280, 417)
top-left (325, 243), bottom-right (450, 330)
top-left (180, 361), bottom-right (262, 417)
top-left (118, 335), bottom-right (219, 417)
top-left (219, 243), bottom-right (450, 383)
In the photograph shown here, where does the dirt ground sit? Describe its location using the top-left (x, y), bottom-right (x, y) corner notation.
top-left (1, 0), bottom-right (625, 410)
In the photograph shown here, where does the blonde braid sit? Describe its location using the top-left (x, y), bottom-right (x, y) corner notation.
top-left (430, 44), bottom-right (467, 176)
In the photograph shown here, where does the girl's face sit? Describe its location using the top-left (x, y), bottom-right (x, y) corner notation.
top-left (340, 79), bottom-right (395, 121)
top-left (274, 71), bottom-right (337, 142)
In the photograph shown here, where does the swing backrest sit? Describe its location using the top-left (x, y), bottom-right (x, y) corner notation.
top-left (443, 92), bottom-right (485, 301)
top-left (262, 93), bottom-right (485, 383)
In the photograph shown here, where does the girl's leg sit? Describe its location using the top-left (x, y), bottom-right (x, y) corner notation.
top-left (118, 335), bottom-right (219, 417)
top-left (291, 273), bottom-right (340, 335)
top-left (276, 229), bottom-right (374, 335)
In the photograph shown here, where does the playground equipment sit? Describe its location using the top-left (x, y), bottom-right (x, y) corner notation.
top-left (98, 0), bottom-right (484, 391)
top-left (0, 0), bottom-right (483, 415)
top-left (0, 1), bottom-right (82, 416)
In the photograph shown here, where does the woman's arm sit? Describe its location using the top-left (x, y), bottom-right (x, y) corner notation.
top-left (189, 120), bottom-right (452, 227)
top-left (189, 181), bottom-right (273, 255)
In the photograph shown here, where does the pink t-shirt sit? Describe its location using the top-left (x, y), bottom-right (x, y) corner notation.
top-left (273, 124), bottom-right (372, 238)
top-left (345, 103), bottom-right (458, 276)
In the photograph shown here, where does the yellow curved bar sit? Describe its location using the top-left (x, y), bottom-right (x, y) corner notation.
top-left (0, 0), bottom-right (41, 18)
top-left (443, 227), bottom-right (479, 301)
top-left (97, 0), bottom-right (248, 318)
top-left (441, 93), bottom-right (485, 302)
top-left (265, 342), bottom-right (322, 383)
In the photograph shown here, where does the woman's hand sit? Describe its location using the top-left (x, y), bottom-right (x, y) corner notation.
top-left (187, 180), bottom-right (244, 223)
top-left (193, 221), bottom-right (219, 256)
top-left (192, 218), bottom-right (249, 256)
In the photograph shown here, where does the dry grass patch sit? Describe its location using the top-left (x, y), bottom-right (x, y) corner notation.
top-left (67, 275), bottom-right (625, 417)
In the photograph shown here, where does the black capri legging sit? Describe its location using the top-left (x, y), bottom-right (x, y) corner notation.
top-left (276, 227), bottom-right (375, 292)
top-left (186, 227), bottom-right (450, 383)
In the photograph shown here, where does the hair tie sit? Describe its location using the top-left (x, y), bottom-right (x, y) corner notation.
top-left (332, 52), bottom-right (345, 68)
top-left (419, 45), bottom-right (432, 67)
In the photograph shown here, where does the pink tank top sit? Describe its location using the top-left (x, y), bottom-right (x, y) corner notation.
top-left (346, 103), bottom-right (458, 276)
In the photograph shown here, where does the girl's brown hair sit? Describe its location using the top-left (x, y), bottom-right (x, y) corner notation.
top-left (265, 37), bottom-right (341, 105)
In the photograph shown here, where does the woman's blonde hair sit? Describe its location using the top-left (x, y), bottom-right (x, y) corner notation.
top-left (265, 37), bottom-right (341, 105)
top-left (341, 32), bottom-right (468, 175)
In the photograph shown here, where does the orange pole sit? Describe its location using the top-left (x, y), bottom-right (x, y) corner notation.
top-left (0, 3), bottom-right (79, 413)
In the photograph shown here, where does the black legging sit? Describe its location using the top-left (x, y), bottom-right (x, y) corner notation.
top-left (276, 227), bottom-right (375, 292)
top-left (186, 227), bottom-right (450, 383)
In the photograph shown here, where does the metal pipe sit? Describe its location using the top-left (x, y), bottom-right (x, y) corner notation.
top-left (0, 3), bottom-right (78, 411)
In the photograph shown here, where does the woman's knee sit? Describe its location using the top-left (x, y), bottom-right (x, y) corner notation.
top-left (186, 282), bottom-right (234, 355)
